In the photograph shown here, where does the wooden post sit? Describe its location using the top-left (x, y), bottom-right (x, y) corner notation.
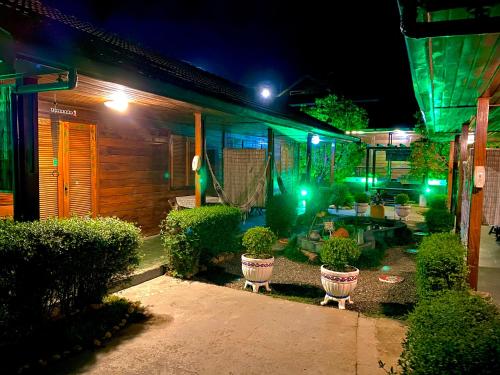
top-left (12, 78), bottom-right (40, 221)
top-left (450, 135), bottom-right (460, 213)
top-left (266, 128), bottom-right (274, 202)
top-left (194, 112), bottom-right (206, 207)
top-left (330, 139), bottom-right (336, 185)
top-left (455, 122), bottom-right (469, 233)
top-left (467, 97), bottom-right (489, 290)
top-left (306, 133), bottom-right (312, 183)
top-left (372, 149), bottom-right (377, 187)
top-left (447, 139), bottom-right (456, 209)
top-left (365, 147), bottom-right (370, 192)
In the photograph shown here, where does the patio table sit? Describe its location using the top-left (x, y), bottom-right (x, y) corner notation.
top-left (175, 195), bottom-right (221, 209)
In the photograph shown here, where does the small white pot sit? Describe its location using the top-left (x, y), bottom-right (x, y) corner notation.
top-left (320, 265), bottom-right (359, 299)
top-left (395, 204), bottom-right (411, 218)
top-left (241, 254), bottom-right (274, 283)
top-left (354, 202), bottom-right (369, 214)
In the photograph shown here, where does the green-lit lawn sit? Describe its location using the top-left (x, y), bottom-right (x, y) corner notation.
top-left (137, 235), bottom-right (166, 271)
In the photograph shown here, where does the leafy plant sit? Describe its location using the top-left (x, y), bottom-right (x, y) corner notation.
top-left (409, 113), bottom-right (449, 181)
top-left (160, 206), bottom-right (241, 277)
top-left (394, 193), bottom-right (410, 205)
top-left (428, 194), bottom-right (448, 209)
top-left (416, 233), bottom-right (467, 298)
top-left (400, 290), bottom-right (500, 374)
top-left (0, 217), bottom-right (141, 348)
top-left (424, 208), bottom-right (454, 233)
top-left (371, 192), bottom-right (384, 205)
top-left (320, 237), bottom-right (360, 272)
top-left (242, 227), bottom-right (276, 259)
top-left (354, 192), bottom-right (369, 204)
top-left (302, 94), bottom-right (368, 182)
top-left (330, 183), bottom-right (353, 209)
top-left (266, 193), bottom-right (297, 237)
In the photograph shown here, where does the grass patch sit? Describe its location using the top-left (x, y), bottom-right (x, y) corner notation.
top-left (282, 235), bottom-right (316, 264)
top-left (268, 283), bottom-right (325, 305)
top-left (2, 296), bottom-right (148, 374)
top-left (195, 266), bottom-right (242, 286)
top-left (354, 241), bottom-right (387, 269)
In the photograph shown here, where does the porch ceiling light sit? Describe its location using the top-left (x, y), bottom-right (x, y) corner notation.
top-left (260, 87), bottom-right (271, 99)
top-left (104, 92), bottom-right (129, 112)
top-left (311, 135), bottom-right (320, 145)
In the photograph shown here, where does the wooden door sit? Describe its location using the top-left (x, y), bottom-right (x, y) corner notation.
top-left (39, 120), bottom-right (97, 218)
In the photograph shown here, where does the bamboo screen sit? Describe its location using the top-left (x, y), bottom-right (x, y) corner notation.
top-left (482, 149), bottom-right (500, 226)
top-left (223, 148), bottom-right (266, 207)
top-left (460, 149), bottom-right (474, 245)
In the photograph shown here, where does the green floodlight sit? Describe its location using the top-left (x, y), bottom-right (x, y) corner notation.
top-left (300, 189), bottom-right (308, 197)
top-left (425, 187), bottom-right (431, 193)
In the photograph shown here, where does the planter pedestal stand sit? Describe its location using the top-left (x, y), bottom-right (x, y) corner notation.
top-left (320, 293), bottom-right (353, 310)
top-left (244, 280), bottom-right (271, 293)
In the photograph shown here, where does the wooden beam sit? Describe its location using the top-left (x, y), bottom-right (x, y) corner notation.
top-left (266, 128), bottom-right (274, 202)
top-left (12, 77), bottom-right (40, 221)
top-left (467, 97), bottom-right (490, 290)
top-left (330, 139), bottom-right (336, 185)
top-left (447, 139), bottom-right (455, 209)
top-left (365, 147), bottom-right (370, 192)
top-left (455, 122), bottom-right (469, 233)
top-left (306, 133), bottom-right (312, 183)
top-left (194, 112), bottom-right (206, 207)
top-left (450, 135), bottom-right (460, 213)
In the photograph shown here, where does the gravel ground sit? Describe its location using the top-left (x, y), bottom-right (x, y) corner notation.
top-left (196, 246), bottom-right (417, 317)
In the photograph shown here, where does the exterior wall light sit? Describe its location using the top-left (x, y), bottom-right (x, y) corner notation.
top-left (311, 135), bottom-right (320, 145)
top-left (104, 92), bottom-right (129, 112)
top-left (260, 87), bottom-right (271, 99)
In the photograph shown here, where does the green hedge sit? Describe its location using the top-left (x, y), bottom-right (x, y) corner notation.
top-left (161, 206), bottom-right (241, 277)
top-left (416, 233), bottom-right (467, 298)
top-left (400, 290), bottom-right (500, 374)
top-left (0, 217), bottom-right (141, 345)
top-left (424, 208), bottom-right (454, 233)
top-left (266, 194), bottom-right (297, 237)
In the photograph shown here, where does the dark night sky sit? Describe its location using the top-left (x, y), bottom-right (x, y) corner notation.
top-left (43, 0), bottom-right (418, 129)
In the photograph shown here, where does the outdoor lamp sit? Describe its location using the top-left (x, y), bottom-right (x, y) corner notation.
top-left (311, 135), bottom-right (320, 145)
top-left (104, 92), bottom-right (129, 112)
top-left (260, 87), bottom-right (271, 99)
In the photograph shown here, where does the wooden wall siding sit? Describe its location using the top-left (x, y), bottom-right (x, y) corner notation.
top-left (170, 134), bottom-right (195, 189)
top-left (276, 138), bottom-right (299, 194)
top-left (38, 99), bottom-right (193, 235)
top-left (0, 192), bottom-right (13, 217)
top-left (38, 118), bottom-right (60, 219)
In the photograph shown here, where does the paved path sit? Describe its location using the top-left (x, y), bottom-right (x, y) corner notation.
top-left (58, 277), bottom-right (406, 375)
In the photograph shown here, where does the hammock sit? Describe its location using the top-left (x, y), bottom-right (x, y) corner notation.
top-left (205, 148), bottom-right (270, 216)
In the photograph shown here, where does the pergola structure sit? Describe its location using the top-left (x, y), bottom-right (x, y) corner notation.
top-left (398, 0), bottom-right (500, 289)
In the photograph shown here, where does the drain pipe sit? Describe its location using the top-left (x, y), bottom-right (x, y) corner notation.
top-left (397, 0), bottom-right (500, 38)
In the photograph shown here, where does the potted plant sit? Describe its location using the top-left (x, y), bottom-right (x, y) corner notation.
top-left (241, 226), bottom-right (277, 293)
top-left (353, 192), bottom-right (369, 215)
top-left (319, 237), bottom-right (361, 309)
top-left (370, 192), bottom-right (385, 219)
top-left (395, 193), bottom-right (411, 219)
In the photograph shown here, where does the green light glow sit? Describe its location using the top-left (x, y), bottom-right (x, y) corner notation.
top-left (300, 189), bottom-right (308, 197)
top-left (425, 187), bottom-right (431, 193)
top-left (427, 179), bottom-right (446, 186)
top-left (344, 177), bottom-right (378, 184)
top-left (301, 199), bottom-right (306, 207)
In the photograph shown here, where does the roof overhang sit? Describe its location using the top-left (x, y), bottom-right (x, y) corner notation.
top-left (398, 0), bottom-right (500, 138)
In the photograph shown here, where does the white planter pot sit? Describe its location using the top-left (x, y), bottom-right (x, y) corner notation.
top-left (395, 204), bottom-right (411, 218)
top-left (320, 265), bottom-right (359, 309)
top-left (241, 254), bottom-right (274, 293)
top-left (354, 202), bottom-right (369, 214)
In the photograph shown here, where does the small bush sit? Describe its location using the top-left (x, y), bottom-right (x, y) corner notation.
top-left (354, 192), bottom-right (369, 203)
top-left (416, 233), bottom-right (467, 298)
top-left (242, 227), bottom-right (276, 259)
top-left (400, 290), bottom-right (500, 374)
top-left (320, 237), bottom-right (360, 272)
top-left (160, 206), bottom-right (241, 277)
top-left (266, 193), bottom-right (297, 237)
top-left (0, 217), bottom-right (141, 346)
top-left (428, 194), bottom-right (448, 209)
top-left (395, 193), bottom-right (410, 205)
top-left (424, 208), bottom-right (454, 233)
top-left (330, 183), bottom-right (353, 209)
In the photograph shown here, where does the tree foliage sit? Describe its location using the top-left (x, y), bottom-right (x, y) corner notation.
top-left (302, 94), bottom-right (368, 183)
top-left (409, 115), bottom-right (449, 181)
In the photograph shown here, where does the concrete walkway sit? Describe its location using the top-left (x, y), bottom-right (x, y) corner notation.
top-left (58, 276), bottom-right (406, 375)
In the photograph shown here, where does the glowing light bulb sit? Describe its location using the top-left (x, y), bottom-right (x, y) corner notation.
top-left (104, 92), bottom-right (129, 112)
top-left (311, 135), bottom-right (320, 145)
top-left (261, 87), bottom-right (271, 99)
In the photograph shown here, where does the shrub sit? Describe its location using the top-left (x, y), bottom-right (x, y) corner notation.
top-left (428, 194), bottom-right (448, 209)
top-left (320, 237), bottom-right (360, 272)
top-left (424, 208), bottom-right (454, 233)
top-left (242, 227), bottom-right (276, 259)
top-left (354, 192), bottom-right (369, 204)
top-left (0, 217), bottom-right (141, 345)
top-left (330, 183), bottom-right (353, 209)
top-left (395, 193), bottom-right (410, 205)
top-left (400, 290), bottom-right (500, 374)
top-left (265, 193), bottom-right (297, 237)
top-left (416, 233), bottom-right (467, 298)
top-left (160, 206), bottom-right (241, 277)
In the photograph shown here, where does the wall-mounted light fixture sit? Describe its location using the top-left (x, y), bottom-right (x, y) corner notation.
top-left (104, 92), bottom-right (129, 112)
top-left (311, 135), bottom-right (320, 145)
